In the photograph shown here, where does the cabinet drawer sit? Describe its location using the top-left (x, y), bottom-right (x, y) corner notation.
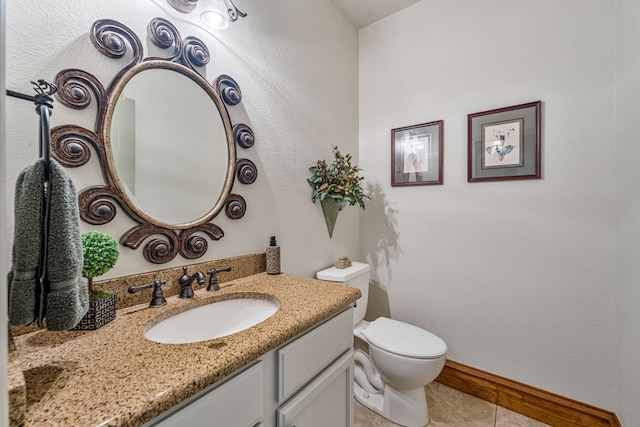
top-left (145, 361), bottom-right (264, 427)
top-left (278, 307), bottom-right (353, 402)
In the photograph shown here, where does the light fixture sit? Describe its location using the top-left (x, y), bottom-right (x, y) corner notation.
top-left (166, 0), bottom-right (246, 30)
top-left (199, 0), bottom-right (229, 29)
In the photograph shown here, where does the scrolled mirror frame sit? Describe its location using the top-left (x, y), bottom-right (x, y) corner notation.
top-left (51, 17), bottom-right (257, 264)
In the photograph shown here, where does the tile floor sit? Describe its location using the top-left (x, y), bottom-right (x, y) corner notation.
top-left (354, 382), bottom-right (552, 427)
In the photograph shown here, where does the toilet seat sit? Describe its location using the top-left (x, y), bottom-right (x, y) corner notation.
top-left (363, 317), bottom-right (447, 359)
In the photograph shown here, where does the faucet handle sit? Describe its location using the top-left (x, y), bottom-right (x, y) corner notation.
top-left (206, 266), bottom-right (232, 292)
top-left (149, 280), bottom-right (167, 307)
top-left (128, 279), bottom-right (167, 308)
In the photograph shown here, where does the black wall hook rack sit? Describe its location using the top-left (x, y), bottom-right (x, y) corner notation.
top-left (6, 79), bottom-right (57, 103)
top-left (6, 79), bottom-right (57, 167)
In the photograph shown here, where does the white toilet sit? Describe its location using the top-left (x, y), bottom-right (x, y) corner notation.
top-left (317, 262), bottom-right (447, 427)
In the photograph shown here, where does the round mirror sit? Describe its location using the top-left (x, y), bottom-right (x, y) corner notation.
top-left (105, 61), bottom-right (235, 228)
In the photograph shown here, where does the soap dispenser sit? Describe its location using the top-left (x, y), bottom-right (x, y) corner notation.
top-left (266, 236), bottom-right (280, 275)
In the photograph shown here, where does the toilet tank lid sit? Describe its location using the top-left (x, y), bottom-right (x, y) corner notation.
top-left (316, 261), bottom-right (370, 282)
top-left (364, 317), bottom-right (447, 359)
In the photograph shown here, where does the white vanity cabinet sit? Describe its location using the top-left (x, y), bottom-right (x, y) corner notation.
top-left (144, 306), bottom-right (354, 427)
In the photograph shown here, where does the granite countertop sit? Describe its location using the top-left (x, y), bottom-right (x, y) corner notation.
top-left (11, 272), bottom-right (360, 427)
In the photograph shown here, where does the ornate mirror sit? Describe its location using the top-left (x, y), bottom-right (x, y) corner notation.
top-left (52, 18), bottom-right (257, 264)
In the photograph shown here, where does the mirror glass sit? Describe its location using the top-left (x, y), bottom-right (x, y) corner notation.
top-left (108, 66), bottom-right (230, 226)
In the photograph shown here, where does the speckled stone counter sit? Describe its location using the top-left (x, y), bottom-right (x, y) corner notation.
top-left (11, 273), bottom-right (360, 427)
top-left (8, 332), bottom-right (26, 427)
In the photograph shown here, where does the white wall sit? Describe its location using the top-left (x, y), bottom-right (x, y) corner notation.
top-left (359, 0), bottom-right (616, 409)
top-left (4, 0), bottom-right (360, 281)
top-left (614, 0), bottom-right (640, 424)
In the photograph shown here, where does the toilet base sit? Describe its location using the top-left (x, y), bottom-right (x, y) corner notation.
top-left (354, 381), bottom-right (429, 427)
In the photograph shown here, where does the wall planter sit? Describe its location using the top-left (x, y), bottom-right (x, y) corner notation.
top-left (308, 146), bottom-right (369, 239)
top-left (320, 198), bottom-right (341, 238)
top-left (73, 292), bottom-right (117, 330)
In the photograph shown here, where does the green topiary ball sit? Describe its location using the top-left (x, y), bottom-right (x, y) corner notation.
top-left (81, 231), bottom-right (120, 279)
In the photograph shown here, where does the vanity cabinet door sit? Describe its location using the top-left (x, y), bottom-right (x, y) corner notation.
top-left (145, 361), bottom-right (264, 427)
top-left (277, 350), bottom-right (354, 427)
top-left (278, 308), bottom-right (353, 402)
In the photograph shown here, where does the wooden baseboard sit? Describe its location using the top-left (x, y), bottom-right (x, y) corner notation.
top-left (435, 360), bottom-right (621, 427)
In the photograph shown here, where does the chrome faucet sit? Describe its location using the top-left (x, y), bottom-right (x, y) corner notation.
top-left (178, 266), bottom-right (205, 298)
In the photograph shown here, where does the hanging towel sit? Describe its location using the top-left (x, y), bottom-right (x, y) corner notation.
top-left (8, 160), bottom-right (43, 326)
top-left (8, 159), bottom-right (89, 330)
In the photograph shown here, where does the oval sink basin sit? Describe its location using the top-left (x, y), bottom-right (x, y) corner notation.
top-left (144, 298), bottom-right (280, 344)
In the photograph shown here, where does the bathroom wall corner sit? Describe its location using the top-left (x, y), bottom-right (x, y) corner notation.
top-left (1, 0), bottom-right (10, 424)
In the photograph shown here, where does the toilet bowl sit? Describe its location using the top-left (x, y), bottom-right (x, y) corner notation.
top-left (317, 262), bottom-right (447, 427)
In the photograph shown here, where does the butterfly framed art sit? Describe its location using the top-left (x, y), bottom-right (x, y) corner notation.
top-left (468, 101), bottom-right (541, 183)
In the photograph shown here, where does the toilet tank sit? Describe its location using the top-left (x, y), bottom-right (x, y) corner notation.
top-left (317, 262), bottom-right (370, 325)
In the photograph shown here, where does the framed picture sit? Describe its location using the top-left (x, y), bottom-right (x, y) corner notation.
top-left (467, 101), bottom-right (541, 182)
top-left (391, 120), bottom-right (444, 186)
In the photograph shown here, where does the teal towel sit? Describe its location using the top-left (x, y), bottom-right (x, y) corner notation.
top-left (9, 159), bottom-right (89, 330)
